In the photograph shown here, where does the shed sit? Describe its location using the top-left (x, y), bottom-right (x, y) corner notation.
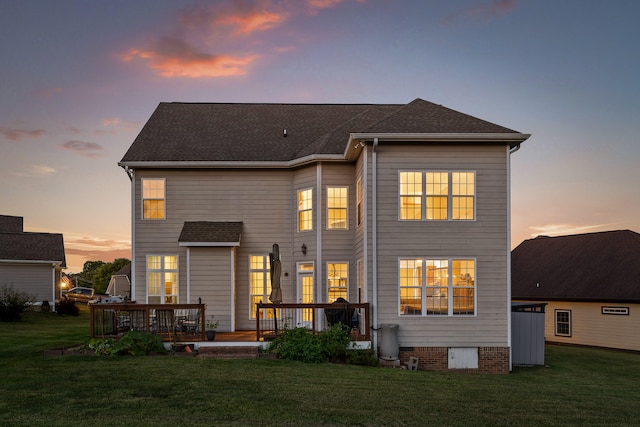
top-left (511, 302), bottom-right (546, 365)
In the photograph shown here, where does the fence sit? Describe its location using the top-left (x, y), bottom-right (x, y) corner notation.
top-left (90, 303), bottom-right (206, 342)
top-left (256, 302), bottom-right (370, 341)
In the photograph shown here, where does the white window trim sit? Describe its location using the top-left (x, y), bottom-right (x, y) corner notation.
top-left (326, 261), bottom-right (349, 302)
top-left (357, 176), bottom-right (363, 228)
top-left (141, 178), bottom-right (166, 220)
top-left (146, 254), bottom-right (179, 304)
top-left (398, 170), bottom-right (476, 222)
top-left (326, 186), bottom-right (349, 230)
top-left (397, 257), bottom-right (477, 317)
top-left (249, 255), bottom-right (270, 320)
top-left (555, 309), bottom-right (572, 337)
top-left (297, 187), bottom-right (313, 232)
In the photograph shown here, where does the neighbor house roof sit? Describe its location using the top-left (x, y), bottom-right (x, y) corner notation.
top-left (178, 221), bottom-right (243, 247)
top-left (511, 230), bottom-right (640, 303)
top-left (0, 232), bottom-right (66, 267)
top-left (120, 98), bottom-right (529, 167)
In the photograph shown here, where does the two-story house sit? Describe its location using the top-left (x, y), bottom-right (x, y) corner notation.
top-left (119, 98), bottom-right (529, 372)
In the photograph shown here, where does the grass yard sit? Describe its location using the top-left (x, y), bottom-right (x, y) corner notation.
top-left (1, 308), bottom-right (640, 426)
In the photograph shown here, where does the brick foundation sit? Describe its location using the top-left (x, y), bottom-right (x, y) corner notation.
top-left (398, 346), bottom-right (510, 374)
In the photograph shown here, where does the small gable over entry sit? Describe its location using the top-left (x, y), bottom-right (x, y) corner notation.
top-left (178, 221), bottom-right (243, 332)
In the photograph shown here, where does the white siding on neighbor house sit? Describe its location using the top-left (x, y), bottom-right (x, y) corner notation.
top-left (0, 263), bottom-right (55, 303)
top-left (540, 300), bottom-right (640, 352)
top-left (189, 247), bottom-right (234, 331)
top-left (133, 168), bottom-right (295, 330)
top-left (374, 144), bottom-right (510, 347)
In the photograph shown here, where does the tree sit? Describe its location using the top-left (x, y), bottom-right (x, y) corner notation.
top-left (73, 258), bottom-right (130, 294)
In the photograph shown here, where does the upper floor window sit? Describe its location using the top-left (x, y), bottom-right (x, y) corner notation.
top-left (142, 178), bottom-right (165, 220)
top-left (327, 262), bottom-right (348, 302)
top-left (147, 255), bottom-right (178, 304)
top-left (327, 187), bottom-right (348, 230)
top-left (357, 177), bottom-right (363, 227)
top-left (399, 258), bottom-right (475, 316)
top-left (298, 188), bottom-right (313, 232)
top-left (399, 171), bottom-right (475, 221)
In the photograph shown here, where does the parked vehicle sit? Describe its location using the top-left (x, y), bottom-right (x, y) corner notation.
top-left (63, 287), bottom-right (95, 303)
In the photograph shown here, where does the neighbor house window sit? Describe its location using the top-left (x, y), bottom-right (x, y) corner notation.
top-left (147, 255), bottom-right (178, 304)
top-left (399, 258), bottom-right (475, 316)
top-left (327, 262), bottom-right (348, 302)
top-left (357, 177), bottom-right (363, 227)
top-left (142, 178), bottom-right (165, 220)
top-left (298, 188), bottom-right (313, 232)
top-left (327, 187), bottom-right (348, 230)
top-left (249, 255), bottom-right (271, 319)
top-left (399, 171), bottom-right (475, 221)
top-left (555, 310), bottom-right (571, 337)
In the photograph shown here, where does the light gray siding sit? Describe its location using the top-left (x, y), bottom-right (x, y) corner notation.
top-left (189, 247), bottom-right (234, 331)
top-left (374, 144), bottom-right (510, 347)
top-left (0, 263), bottom-right (54, 303)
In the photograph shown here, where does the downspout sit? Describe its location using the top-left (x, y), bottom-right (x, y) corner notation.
top-left (125, 166), bottom-right (136, 302)
top-left (506, 143), bottom-right (519, 371)
top-left (316, 163), bottom-right (323, 312)
top-left (186, 247), bottom-right (191, 303)
top-left (372, 138), bottom-right (379, 355)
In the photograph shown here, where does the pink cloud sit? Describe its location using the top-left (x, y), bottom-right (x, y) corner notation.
top-left (33, 87), bottom-right (63, 99)
top-left (121, 0), bottom-right (367, 78)
top-left (0, 126), bottom-right (47, 141)
top-left (122, 36), bottom-right (260, 78)
top-left (58, 140), bottom-right (105, 158)
top-left (441, 0), bottom-right (517, 25)
top-left (306, 0), bottom-right (366, 15)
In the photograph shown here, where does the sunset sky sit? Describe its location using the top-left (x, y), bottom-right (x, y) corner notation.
top-left (1, 0), bottom-right (638, 273)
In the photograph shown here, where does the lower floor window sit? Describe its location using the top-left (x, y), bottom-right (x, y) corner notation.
top-left (399, 258), bottom-right (475, 316)
top-left (250, 255), bottom-right (271, 319)
top-left (555, 309), bottom-right (571, 336)
top-left (147, 255), bottom-right (178, 304)
top-left (327, 262), bottom-right (348, 302)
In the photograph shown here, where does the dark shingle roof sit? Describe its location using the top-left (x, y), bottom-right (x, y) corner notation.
top-left (178, 222), bottom-right (243, 244)
top-left (511, 230), bottom-right (640, 302)
top-left (0, 232), bottom-right (66, 267)
top-left (120, 98), bottom-right (524, 163)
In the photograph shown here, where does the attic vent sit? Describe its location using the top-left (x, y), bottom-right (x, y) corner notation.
top-left (283, 129), bottom-right (287, 137)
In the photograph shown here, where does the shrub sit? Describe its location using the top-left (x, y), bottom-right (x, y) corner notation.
top-left (0, 285), bottom-right (36, 321)
top-left (269, 327), bottom-right (326, 363)
top-left (55, 297), bottom-right (79, 316)
top-left (319, 323), bottom-right (351, 362)
top-left (346, 349), bottom-right (379, 367)
top-left (269, 324), bottom-right (355, 364)
top-left (111, 330), bottom-right (166, 356)
top-left (84, 331), bottom-right (167, 356)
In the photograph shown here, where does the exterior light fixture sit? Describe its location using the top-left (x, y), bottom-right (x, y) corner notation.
top-left (301, 243), bottom-right (307, 255)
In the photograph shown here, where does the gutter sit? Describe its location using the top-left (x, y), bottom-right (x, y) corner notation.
top-left (372, 137), bottom-right (379, 356)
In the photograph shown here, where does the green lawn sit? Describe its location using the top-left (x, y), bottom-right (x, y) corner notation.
top-left (2, 308), bottom-right (640, 426)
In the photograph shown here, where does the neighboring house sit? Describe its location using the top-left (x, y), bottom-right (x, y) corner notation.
top-left (0, 215), bottom-right (66, 305)
top-left (512, 230), bottom-right (640, 352)
top-left (119, 98), bottom-right (530, 373)
top-left (107, 262), bottom-right (131, 299)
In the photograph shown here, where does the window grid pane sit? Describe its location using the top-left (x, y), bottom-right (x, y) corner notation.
top-left (147, 254), bottom-right (178, 304)
top-left (400, 172), bottom-right (422, 220)
top-left (298, 189), bottom-right (313, 231)
top-left (452, 172), bottom-right (475, 220)
top-left (426, 260), bottom-right (448, 315)
top-left (426, 173), bottom-right (449, 220)
top-left (327, 187), bottom-right (348, 230)
top-left (249, 255), bottom-right (271, 319)
top-left (399, 259), bottom-right (422, 315)
top-left (142, 179), bottom-right (165, 220)
top-left (327, 262), bottom-right (348, 303)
